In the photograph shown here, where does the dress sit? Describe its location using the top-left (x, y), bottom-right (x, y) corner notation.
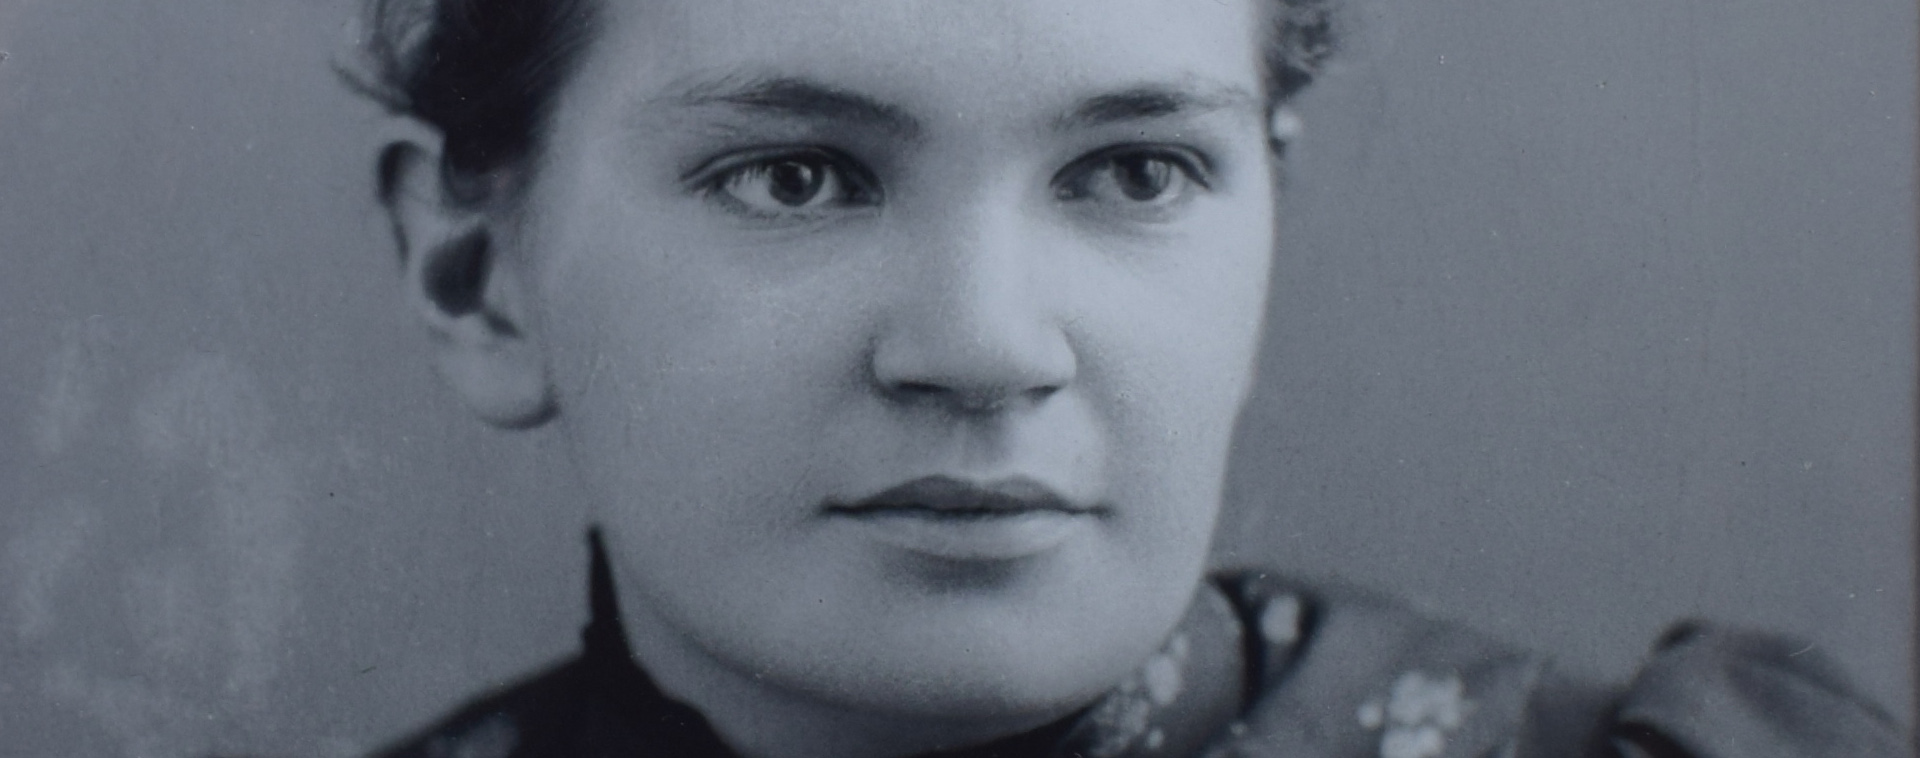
top-left (370, 531), bottom-right (1911, 758)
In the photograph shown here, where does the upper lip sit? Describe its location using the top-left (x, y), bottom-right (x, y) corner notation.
top-left (826, 475), bottom-right (1101, 518)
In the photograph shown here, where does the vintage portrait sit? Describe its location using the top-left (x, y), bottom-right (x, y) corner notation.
top-left (0, 0), bottom-right (1912, 756)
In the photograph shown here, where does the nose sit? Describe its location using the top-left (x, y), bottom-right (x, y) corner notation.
top-left (869, 205), bottom-right (1077, 415)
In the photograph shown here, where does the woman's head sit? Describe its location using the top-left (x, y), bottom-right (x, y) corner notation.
top-left (366, 0), bottom-right (1332, 753)
top-left (355, 0), bottom-right (1332, 197)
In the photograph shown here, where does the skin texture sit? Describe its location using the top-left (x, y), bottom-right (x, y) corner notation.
top-left (385, 0), bottom-right (1280, 755)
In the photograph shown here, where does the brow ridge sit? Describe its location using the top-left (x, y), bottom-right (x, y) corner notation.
top-left (669, 74), bottom-right (923, 139)
top-left (1053, 84), bottom-right (1259, 132)
top-left (661, 72), bottom-right (1257, 138)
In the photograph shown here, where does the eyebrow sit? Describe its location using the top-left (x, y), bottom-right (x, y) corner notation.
top-left (667, 74), bottom-right (923, 139)
top-left (1052, 84), bottom-right (1259, 132)
top-left (658, 73), bottom-right (1257, 138)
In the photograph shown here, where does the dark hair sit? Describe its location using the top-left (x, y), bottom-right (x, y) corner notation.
top-left (349, 0), bottom-right (1336, 188)
top-left (1261, 0), bottom-right (1339, 110)
top-left (351, 0), bottom-right (599, 194)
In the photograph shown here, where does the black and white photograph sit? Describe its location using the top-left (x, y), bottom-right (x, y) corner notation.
top-left (0, 1), bottom-right (1912, 756)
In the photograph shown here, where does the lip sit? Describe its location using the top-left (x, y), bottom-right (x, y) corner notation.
top-left (824, 475), bottom-right (1104, 561)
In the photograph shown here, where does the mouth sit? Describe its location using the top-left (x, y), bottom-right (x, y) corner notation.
top-left (827, 475), bottom-right (1101, 519)
top-left (824, 476), bottom-right (1105, 561)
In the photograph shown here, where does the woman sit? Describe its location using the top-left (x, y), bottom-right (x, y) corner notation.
top-left (347, 0), bottom-right (1908, 756)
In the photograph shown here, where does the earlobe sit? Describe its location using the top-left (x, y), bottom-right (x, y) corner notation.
top-left (414, 226), bottom-right (557, 429)
top-left (1267, 107), bottom-right (1304, 159)
top-left (380, 125), bottom-right (556, 429)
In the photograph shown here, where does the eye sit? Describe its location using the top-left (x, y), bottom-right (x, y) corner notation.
top-left (698, 149), bottom-right (879, 220)
top-left (1054, 146), bottom-right (1211, 213)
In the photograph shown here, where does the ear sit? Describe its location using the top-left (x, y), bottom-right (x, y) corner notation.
top-left (1267, 106), bottom-right (1304, 159)
top-left (379, 120), bottom-right (556, 429)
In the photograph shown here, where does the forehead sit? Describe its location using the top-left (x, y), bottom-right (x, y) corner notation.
top-left (575, 0), bottom-right (1267, 126)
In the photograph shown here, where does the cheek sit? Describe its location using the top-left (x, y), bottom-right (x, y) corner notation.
top-left (521, 169), bottom-right (861, 521)
top-left (1072, 197), bottom-right (1274, 547)
top-left (543, 271), bottom-right (854, 487)
top-left (537, 269), bottom-right (871, 607)
top-left (1092, 197), bottom-right (1274, 427)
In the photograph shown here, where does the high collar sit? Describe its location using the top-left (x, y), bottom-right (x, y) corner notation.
top-left (575, 527), bottom-right (1257, 758)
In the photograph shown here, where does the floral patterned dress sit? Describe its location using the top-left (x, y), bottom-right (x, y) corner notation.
top-left (370, 532), bottom-right (1910, 758)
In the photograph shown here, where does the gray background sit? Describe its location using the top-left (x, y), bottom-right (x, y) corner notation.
top-left (0, 0), bottom-right (1911, 755)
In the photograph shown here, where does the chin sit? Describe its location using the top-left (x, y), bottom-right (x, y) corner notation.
top-left (817, 637), bottom-right (1135, 724)
top-left (769, 566), bottom-right (1197, 723)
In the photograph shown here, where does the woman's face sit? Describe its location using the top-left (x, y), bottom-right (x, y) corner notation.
top-left (513, 0), bottom-right (1276, 723)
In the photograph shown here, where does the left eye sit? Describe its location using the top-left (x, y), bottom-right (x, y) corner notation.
top-left (1054, 147), bottom-right (1210, 208)
top-left (702, 150), bottom-right (878, 218)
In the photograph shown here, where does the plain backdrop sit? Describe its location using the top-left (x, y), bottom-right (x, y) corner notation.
top-left (0, 1), bottom-right (1912, 755)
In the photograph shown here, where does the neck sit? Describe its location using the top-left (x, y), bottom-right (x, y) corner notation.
top-left (616, 600), bottom-right (1064, 758)
top-left (583, 529), bottom-right (1057, 757)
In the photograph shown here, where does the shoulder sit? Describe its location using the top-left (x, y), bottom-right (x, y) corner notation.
top-left (1604, 620), bottom-right (1911, 758)
top-left (1203, 571), bottom-right (1911, 758)
top-left (1205, 571), bottom-right (1556, 758)
top-left (365, 656), bottom-right (598, 758)
top-left (361, 647), bottom-right (728, 758)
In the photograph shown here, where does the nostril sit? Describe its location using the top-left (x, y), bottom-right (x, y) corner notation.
top-left (886, 380), bottom-right (970, 409)
top-left (1024, 384), bottom-right (1062, 403)
top-left (868, 318), bottom-right (1077, 413)
top-left (881, 380), bottom-right (1064, 415)
top-left (892, 381), bottom-right (948, 398)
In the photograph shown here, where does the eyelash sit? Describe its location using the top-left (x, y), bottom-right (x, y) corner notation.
top-left (689, 143), bottom-right (1214, 224)
top-left (690, 147), bottom-right (881, 221)
top-left (1052, 144), bottom-right (1213, 207)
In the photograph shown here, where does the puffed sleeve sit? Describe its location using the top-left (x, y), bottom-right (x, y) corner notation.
top-left (1598, 622), bottom-right (1910, 758)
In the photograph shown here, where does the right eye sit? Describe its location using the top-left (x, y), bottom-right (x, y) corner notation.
top-left (1051, 145), bottom-right (1212, 224)
top-left (698, 149), bottom-right (880, 220)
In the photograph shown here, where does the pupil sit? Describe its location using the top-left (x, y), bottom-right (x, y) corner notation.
top-left (1117, 157), bottom-right (1172, 201)
top-left (768, 161), bottom-right (824, 206)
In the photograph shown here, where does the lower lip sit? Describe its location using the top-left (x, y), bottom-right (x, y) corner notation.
top-left (833, 509), bottom-right (1092, 562)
